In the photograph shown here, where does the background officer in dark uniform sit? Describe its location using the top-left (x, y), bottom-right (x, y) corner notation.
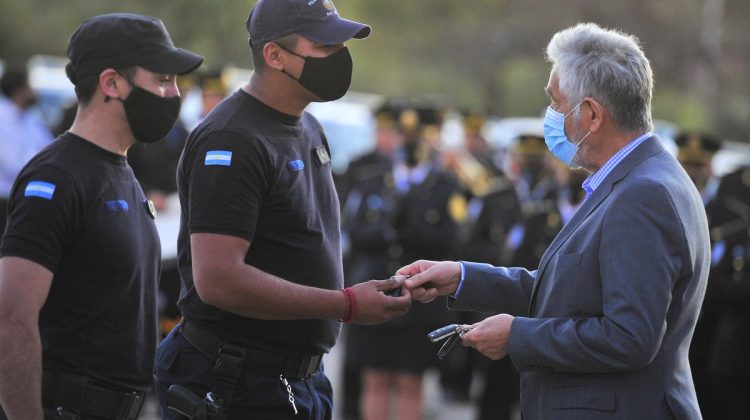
top-left (504, 134), bottom-right (559, 269)
top-left (438, 113), bottom-right (522, 404)
top-left (697, 158), bottom-right (750, 420)
top-left (356, 103), bottom-right (466, 420)
top-left (672, 131), bottom-right (722, 416)
top-left (674, 132), bottom-right (722, 205)
top-left (154, 1), bottom-right (410, 419)
top-left (0, 13), bottom-right (202, 419)
top-left (338, 103), bottom-right (402, 420)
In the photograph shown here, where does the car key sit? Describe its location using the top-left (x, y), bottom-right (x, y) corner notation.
top-left (428, 324), bottom-right (472, 360)
top-left (383, 275), bottom-right (409, 297)
top-left (428, 324), bottom-right (460, 342)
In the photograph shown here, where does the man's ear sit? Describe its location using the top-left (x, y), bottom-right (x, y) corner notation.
top-left (263, 42), bottom-right (285, 71)
top-left (584, 97), bottom-right (604, 133)
top-left (99, 68), bottom-right (126, 101)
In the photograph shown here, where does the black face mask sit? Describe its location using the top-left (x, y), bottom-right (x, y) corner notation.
top-left (116, 82), bottom-right (181, 144)
top-left (280, 46), bottom-right (353, 102)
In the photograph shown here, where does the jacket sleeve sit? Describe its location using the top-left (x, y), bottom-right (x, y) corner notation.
top-left (448, 261), bottom-right (536, 316)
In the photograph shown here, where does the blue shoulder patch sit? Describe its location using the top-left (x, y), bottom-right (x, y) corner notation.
top-left (24, 181), bottom-right (56, 200)
top-left (287, 159), bottom-right (305, 171)
top-left (205, 150), bottom-right (233, 166)
top-left (105, 200), bottom-right (130, 212)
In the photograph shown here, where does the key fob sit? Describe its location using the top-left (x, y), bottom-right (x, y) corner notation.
top-left (428, 324), bottom-right (460, 343)
top-left (383, 275), bottom-right (408, 297)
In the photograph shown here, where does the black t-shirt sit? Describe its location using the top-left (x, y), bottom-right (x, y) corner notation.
top-left (0, 133), bottom-right (160, 392)
top-left (177, 89), bottom-right (343, 355)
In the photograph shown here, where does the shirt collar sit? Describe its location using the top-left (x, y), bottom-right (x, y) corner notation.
top-left (582, 132), bottom-right (654, 198)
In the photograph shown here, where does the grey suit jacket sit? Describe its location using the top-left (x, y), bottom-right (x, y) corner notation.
top-left (451, 138), bottom-right (708, 419)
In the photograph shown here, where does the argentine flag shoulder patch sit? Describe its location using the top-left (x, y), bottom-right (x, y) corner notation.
top-left (24, 181), bottom-right (56, 200)
top-left (205, 150), bottom-right (233, 166)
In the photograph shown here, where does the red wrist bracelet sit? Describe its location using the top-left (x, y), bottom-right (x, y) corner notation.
top-left (339, 287), bottom-right (356, 323)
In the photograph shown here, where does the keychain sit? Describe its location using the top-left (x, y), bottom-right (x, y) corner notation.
top-left (427, 323), bottom-right (472, 360)
top-left (279, 375), bottom-right (298, 415)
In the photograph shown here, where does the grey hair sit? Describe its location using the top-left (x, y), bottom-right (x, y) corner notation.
top-left (546, 22), bottom-right (653, 132)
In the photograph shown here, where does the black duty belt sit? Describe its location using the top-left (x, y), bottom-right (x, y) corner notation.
top-left (42, 371), bottom-right (145, 420)
top-left (180, 320), bottom-right (323, 380)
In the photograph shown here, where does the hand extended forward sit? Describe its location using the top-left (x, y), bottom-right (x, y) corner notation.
top-left (347, 277), bottom-right (411, 325)
top-left (396, 260), bottom-right (462, 303)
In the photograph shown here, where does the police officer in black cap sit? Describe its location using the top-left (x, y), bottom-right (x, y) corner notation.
top-left (355, 104), bottom-right (465, 420)
top-left (672, 131), bottom-right (722, 415)
top-left (0, 13), bottom-right (202, 420)
top-left (154, 1), bottom-right (410, 419)
top-left (688, 142), bottom-right (750, 419)
top-left (674, 132), bottom-right (722, 205)
top-left (700, 160), bottom-right (750, 419)
top-left (338, 103), bottom-right (403, 419)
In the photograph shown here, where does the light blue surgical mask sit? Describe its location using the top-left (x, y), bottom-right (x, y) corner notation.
top-left (543, 102), bottom-right (591, 166)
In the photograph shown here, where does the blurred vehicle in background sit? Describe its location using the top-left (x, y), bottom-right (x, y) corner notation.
top-left (308, 91), bottom-right (382, 175)
top-left (26, 54), bottom-right (76, 130)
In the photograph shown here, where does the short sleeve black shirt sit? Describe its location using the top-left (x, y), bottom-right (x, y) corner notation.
top-left (177, 90), bottom-right (343, 355)
top-left (0, 133), bottom-right (160, 392)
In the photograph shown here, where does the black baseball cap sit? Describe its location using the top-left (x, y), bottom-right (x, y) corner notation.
top-left (66, 13), bottom-right (204, 84)
top-left (247, 0), bottom-right (371, 46)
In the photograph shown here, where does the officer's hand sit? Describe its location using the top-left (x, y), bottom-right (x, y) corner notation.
top-left (461, 314), bottom-right (514, 360)
top-left (348, 277), bottom-right (411, 325)
top-left (397, 260), bottom-right (461, 303)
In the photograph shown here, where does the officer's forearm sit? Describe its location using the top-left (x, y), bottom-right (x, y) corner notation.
top-left (195, 262), bottom-right (346, 321)
top-left (0, 317), bottom-right (44, 420)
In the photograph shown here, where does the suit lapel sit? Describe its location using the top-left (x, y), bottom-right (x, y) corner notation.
top-left (527, 137), bottom-right (666, 313)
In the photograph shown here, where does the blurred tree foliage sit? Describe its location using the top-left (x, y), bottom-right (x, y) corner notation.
top-left (1, 0), bottom-right (748, 141)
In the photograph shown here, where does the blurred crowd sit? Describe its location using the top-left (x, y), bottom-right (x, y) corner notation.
top-left (1, 63), bottom-right (749, 419)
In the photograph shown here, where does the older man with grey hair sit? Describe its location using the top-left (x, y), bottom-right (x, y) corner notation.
top-left (399, 22), bottom-right (708, 419)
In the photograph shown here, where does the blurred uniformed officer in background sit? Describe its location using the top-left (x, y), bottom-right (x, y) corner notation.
top-left (673, 131), bottom-right (722, 416)
top-left (355, 102), bottom-right (466, 420)
top-left (452, 114), bottom-right (521, 266)
top-left (693, 151), bottom-right (750, 420)
top-left (675, 132), bottom-right (722, 205)
top-left (504, 134), bottom-right (559, 269)
top-left (438, 113), bottom-right (523, 403)
top-left (339, 102), bottom-right (403, 420)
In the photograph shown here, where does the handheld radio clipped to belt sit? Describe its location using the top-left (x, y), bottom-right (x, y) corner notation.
top-left (165, 322), bottom-right (247, 420)
top-left (166, 385), bottom-right (227, 420)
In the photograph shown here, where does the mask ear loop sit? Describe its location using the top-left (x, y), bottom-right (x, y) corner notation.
top-left (575, 130), bottom-right (592, 147)
top-left (273, 42), bottom-right (306, 83)
top-left (568, 100), bottom-right (592, 147)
